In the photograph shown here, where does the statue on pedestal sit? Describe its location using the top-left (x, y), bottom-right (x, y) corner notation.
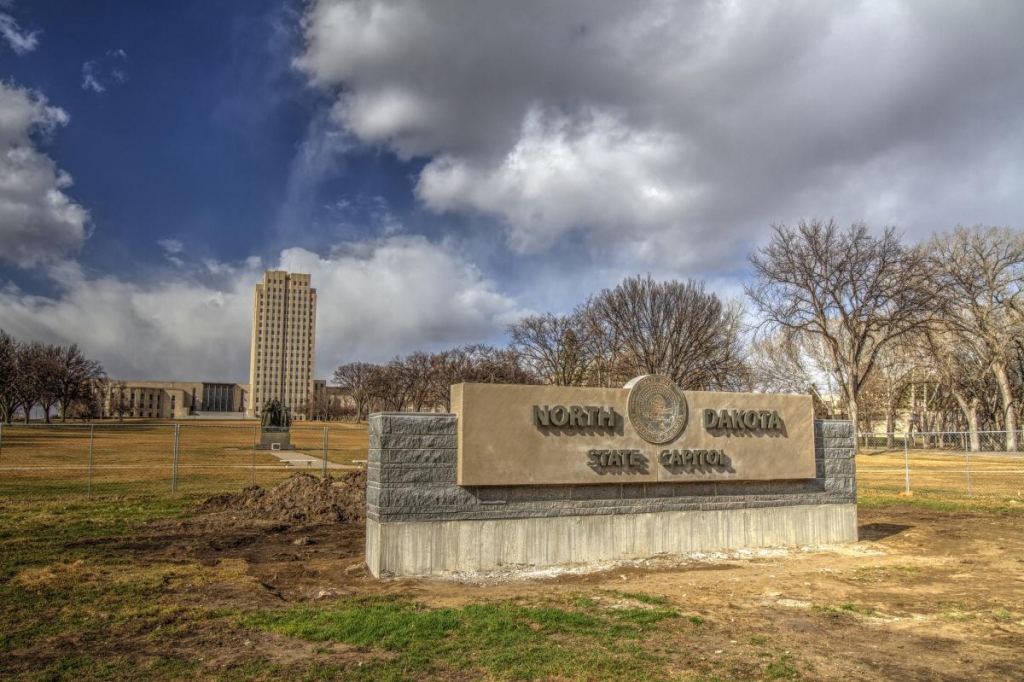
top-left (260, 399), bottom-right (291, 431)
top-left (258, 398), bottom-right (294, 450)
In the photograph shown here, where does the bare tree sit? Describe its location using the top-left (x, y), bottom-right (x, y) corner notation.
top-left (109, 381), bottom-right (131, 421)
top-left (0, 333), bottom-right (104, 423)
top-left (747, 331), bottom-right (816, 394)
top-left (861, 336), bottom-right (921, 446)
top-left (0, 330), bottom-right (16, 424)
top-left (584, 275), bottom-right (748, 390)
top-left (0, 336), bottom-right (63, 423)
top-left (746, 220), bottom-right (933, 441)
top-left (374, 360), bottom-right (413, 412)
top-left (13, 341), bottom-right (48, 423)
top-left (747, 329), bottom-right (847, 419)
top-left (299, 390), bottom-right (333, 421)
top-left (331, 362), bottom-right (378, 422)
top-left (428, 348), bottom-right (471, 411)
top-left (926, 330), bottom-right (988, 451)
top-left (422, 345), bottom-right (537, 411)
top-left (65, 378), bottom-right (106, 421)
top-left (507, 313), bottom-right (593, 386)
top-left (400, 352), bottom-right (435, 412)
top-left (54, 344), bottom-right (105, 422)
top-left (464, 344), bottom-right (536, 385)
top-left (925, 226), bottom-right (1024, 450)
top-left (37, 344), bottom-right (68, 423)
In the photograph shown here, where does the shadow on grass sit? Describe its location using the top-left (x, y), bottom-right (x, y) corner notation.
top-left (858, 523), bottom-right (913, 541)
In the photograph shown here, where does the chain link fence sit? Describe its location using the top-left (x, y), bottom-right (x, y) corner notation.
top-left (0, 422), bottom-right (368, 497)
top-left (5, 422), bottom-right (1023, 502)
top-left (857, 430), bottom-right (1024, 500)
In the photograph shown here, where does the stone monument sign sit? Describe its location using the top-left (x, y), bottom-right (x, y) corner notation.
top-left (365, 376), bottom-right (855, 578)
top-left (452, 375), bottom-right (815, 486)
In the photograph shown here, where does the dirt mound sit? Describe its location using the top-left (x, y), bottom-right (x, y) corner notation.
top-left (196, 470), bottom-right (366, 525)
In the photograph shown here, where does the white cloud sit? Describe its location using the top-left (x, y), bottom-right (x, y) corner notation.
top-left (0, 82), bottom-right (89, 268)
top-left (81, 49), bottom-right (129, 94)
top-left (158, 238), bottom-right (184, 254)
top-left (297, 0), bottom-right (1024, 269)
top-left (280, 236), bottom-right (522, 368)
top-left (0, 12), bottom-right (39, 55)
top-left (158, 238), bottom-right (185, 267)
top-left (0, 237), bottom-right (523, 380)
top-left (81, 61), bottom-right (105, 93)
top-left (417, 105), bottom-right (701, 256)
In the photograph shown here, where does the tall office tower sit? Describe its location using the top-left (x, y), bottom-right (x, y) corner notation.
top-left (248, 271), bottom-right (317, 417)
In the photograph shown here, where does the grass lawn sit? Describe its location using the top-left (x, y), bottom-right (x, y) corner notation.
top-left (0, 493), bottom-right (688, 681)
top-left (855, 450), bottom-right (1024, 501)
top-left (0, 422), bottom-right (369, 498)
top-left (2, 481), bottom-right (1023, 680)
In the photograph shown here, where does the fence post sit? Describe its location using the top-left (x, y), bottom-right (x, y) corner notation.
top-left (171, 424), bottom-right (180, 493)
top-left (88, 424), bottom-right (95, 495)
top-left (0, 422), bottom-right (4, 478)
top-left (322, 427), bottom-right (329, 478)
top-left (251, 426), bottom-right (257, 486)
top-left (904, 432), bottom-right (910, 494)
top-left (965, 431), bottom-right (972, 497)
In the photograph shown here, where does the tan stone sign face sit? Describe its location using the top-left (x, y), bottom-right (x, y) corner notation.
top-left (452, 377), bottom-right (816, 486)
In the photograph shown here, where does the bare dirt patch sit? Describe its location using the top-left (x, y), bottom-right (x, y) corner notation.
top-left (195, 470), bottom-right (367, 525)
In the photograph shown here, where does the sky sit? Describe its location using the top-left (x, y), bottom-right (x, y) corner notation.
top-left (1, 0), bottom-right (1023, 383)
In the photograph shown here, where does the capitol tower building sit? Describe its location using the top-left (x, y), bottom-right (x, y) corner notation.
top-left (248, 270), bottom-right (317, 418)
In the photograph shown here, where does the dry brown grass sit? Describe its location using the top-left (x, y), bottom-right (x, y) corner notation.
top-left (857, 450), bottom-right (1024, 500)
top-left (7, 422), bottom-right (1020, 500)
top-left (0, 421), bottom-right (368, 496)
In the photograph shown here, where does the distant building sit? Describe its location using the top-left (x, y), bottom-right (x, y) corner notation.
top-left (248, 270), bottom-right (317, 418)
top-left (324, 385), bottom-right (353, 410)
top-left (103, 380), bottom-right (248, 419)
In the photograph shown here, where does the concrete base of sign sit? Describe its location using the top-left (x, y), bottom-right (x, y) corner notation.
top-left (366, 503), bottom-right (856, 577)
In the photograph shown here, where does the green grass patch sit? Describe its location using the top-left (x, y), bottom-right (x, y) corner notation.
top-left (812, 602), bottom-right (881, 619)
top-left (0, 494), bottom-right (201, 659)
top-left (848, 564), bottom-right (921, 584)
top-left (243, 595), bottom-right (678, 680)
top-left (763, 653), bottom-right (802, 680)
top-left (936, 600), bottom-right (976, 621)
top-left (615, 590), bottom-right (670, 606)
top-left (0, 494), bottom-right (194, 581)
top-left (32, 655), bottom-right (199, 682)
top-left (839, 603), bottom-right (878, 617)
top-left (568, 594), bottom-right (598, 609)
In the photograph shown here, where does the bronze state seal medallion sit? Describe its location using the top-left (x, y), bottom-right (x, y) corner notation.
top-left (625, 375), bottom-right (688, 444)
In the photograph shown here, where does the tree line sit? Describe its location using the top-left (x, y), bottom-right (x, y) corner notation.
top-left (330, 223), bottom-right (1024, 451)
top-left (317, 345), bottom-right (533, 421)
top-left (747, 222), bottom-right (1024, 450)
top-left (0, 330), bottom-right (106, 424)
top-left (4, 221), bottom-right (1020, 448)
